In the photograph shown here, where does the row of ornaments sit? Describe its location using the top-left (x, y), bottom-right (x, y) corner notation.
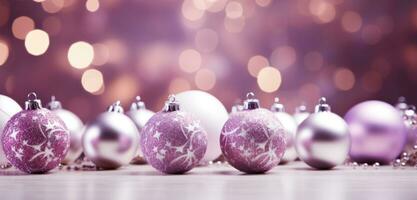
top-left (0, 90), bottom-right (230, 174)
top-left (0, 91), bottom-right (415, 174)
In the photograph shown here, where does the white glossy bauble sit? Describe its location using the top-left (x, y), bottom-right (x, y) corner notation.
top-left (273, 112), bottom-right (298, 163)
top-left (0, 94), bottom-right (22, 167)
top-left (176, 90), bottom-right (229, 163)
top-left (53, 109), bottom-right (84, 164)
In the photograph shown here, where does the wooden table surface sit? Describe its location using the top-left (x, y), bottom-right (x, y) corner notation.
top-left (0, 162), bottom-right (416, 200)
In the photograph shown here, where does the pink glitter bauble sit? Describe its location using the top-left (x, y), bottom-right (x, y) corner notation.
top-left (141, 96), bottom-right (208, 174)
top-left (2, 108), bottom-right (69, 174)
top-left (220, 106), bottom-right (286, 173)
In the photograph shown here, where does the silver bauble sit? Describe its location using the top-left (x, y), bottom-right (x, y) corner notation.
top-left (47, 96), bottom-right (84, 165)
top-left (403, 106), bottom-right (417, 153)
top-left (295, 98), bottom-right (350, 170)
top-left (293, 104), bottom-right (310, 125)
top-left (126, 96), bottom-right (154, 164)
top-left (271, 97), bottom-right (298, 163)
top-left (0, 94), bottom-right (22, 168)
top-left (82, 101), bottom-right (139, 169)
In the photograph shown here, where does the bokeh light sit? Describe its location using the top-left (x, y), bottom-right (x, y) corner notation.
top-left (92, 43), bottom-right (110, 66)
top-left (41, 0), bottom-right (64, 13)
top-left (309, 0), bottom-right (336, 24)
top-left (255, 0), bottom-right (272, 7)
top-left (182, 0), bottom-right (205, 21)
top-left (195, 68), bottom-right (216, 90)
top-left (86, 0), bottom-right (100, 12)
top-left (333, 68), bottom-right (356, 91)
top-left (12, 16), bottom-right (35, 40)
top-left (271, 46), bottom-right (297, 70)
top-left (81, 69), bottom-right (104, 94)
top-left (225, 1), bottom-right (243, 19)
top-left (68, 41), bottom-right (95, 69)
top-left (24, 29), bottom-right (50, 56)
top-left (341, 11), bottom-right (362, 33)
top-left (179, 49), bottom-right (202, 73)
top-left (195, 28), bottom-right (219, 53)
top-left (247, 55), bottom-right (269, 77)
top-left (0, 40), bottom-right (9, 66)
top-left (257, 67), bottom-right (282, 93)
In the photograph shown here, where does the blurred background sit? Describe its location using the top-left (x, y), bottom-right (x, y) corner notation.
top-left (0, 0), bottom-right (416, 121)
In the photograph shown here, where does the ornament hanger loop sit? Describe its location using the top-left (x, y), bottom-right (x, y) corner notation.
top-left (136, 96), bottom-right (141, 101)
top-left (27, 92), bottom-right (37, 100)
top-left (130, 95), bottom-right (146, 110)
top-left (51, 95), bottom-right (56, 101)
top-left (47, 95), bottom-right (62, 110)
top-left (246, 92), bottom-right (255, 99)
top-left (319, 97), bottom-right (326, 105)
top-left (274, 97), bottom-right (280, 103)
top-left (168, 94), bottom-right (176, 103)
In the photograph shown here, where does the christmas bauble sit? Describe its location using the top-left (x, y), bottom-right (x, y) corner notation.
top-left (82, 101), bottom-right (139, 169)
top-left (271, 97), bottom-right (298, 164)
top-left (0, 94), bottom-right (22, 168)
top-left (176, 90), bottom-right (228, 164)
top-left (47, 96), bottom-right (84, 165)
top-left (345, 100), bottom-right (406, 164)
top-left (126, 96), bottom-right (155, 164)
top-left (220, 93), bottom-right (286, 173)
top-left (293, 104), bottom-right (309, 125)
top-left (401, 106), bottom-right (417, 153)
top-left (2, 93), bottom-right (70, 173)
top-left (141, 95), bottom-right (208, 174)
top-left (295, 98), bottom-right (350, 170)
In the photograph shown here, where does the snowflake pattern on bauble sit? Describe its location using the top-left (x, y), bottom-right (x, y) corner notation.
top-left (1, 108), bottom-right (69, 173)
top-left (220, 108), bottom-right (286, 173)
top-left (141, 111), bottom-right (207, 174)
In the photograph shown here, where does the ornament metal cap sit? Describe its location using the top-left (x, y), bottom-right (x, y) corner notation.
top-left (243, 92), bottom-right (260, 110)
top-left (314, 97), bottom-right (331, 112)
top-left (130, 96), bottom-right (146, 111)
top-left (107, 101), bottom-right (124, 113)
top-left (270, 97), bottom-right (284, 112)
top-left (25, 92), bottom-right (42, 110)
top-left (396, 96), bottom-right (408, 112)
top-left (47, 96), bottom-right (62, 110)
top-left (164, 95), bottom-right (180, 112)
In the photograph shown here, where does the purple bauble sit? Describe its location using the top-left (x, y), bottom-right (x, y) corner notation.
top-left (141, 96), bottom-right (207, 174)
top-left (1, 93), bottom-right (69, 173)
top-left (220, 93), bottom-right (286, 173)
top-left (345, 100), bottom-right (406, 164)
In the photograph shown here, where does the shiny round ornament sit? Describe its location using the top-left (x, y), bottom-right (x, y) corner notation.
top-left (395, 97), bottom-right (408, 114)
top-left (0, 94), bottom-right (22, 168)
top-left (47, 96), bottom-right (84, 165)
top-left (220, 93), bottom-right (286, 173)
top-left (2, 93), bottom-right (70, 173)
top-left (141, 95), bottom-right (208, 174)
top-left (400, 106), bottom-right (417, 153)
top-left (126, 96), bottom-right (155, 164)
top-left (176, 90), bottom-right (228, 164)
top-left (82, 101), bottom-right (139, 169)
top-left (293, 104), bottom-right (310, 125)
top-left (296, 98), bottom-right (350, 170)
top-left (345, 100), bottom-right (406, 164)
top-left (271, 97), bottom-right (298, 163)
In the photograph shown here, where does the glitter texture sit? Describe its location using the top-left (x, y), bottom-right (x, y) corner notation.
top-left (220, 108), bottom-right (286, 173)
top-left (2, 108), bottom-right (69, 173)
top-left (141, 110), bottom-right (207, 174)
